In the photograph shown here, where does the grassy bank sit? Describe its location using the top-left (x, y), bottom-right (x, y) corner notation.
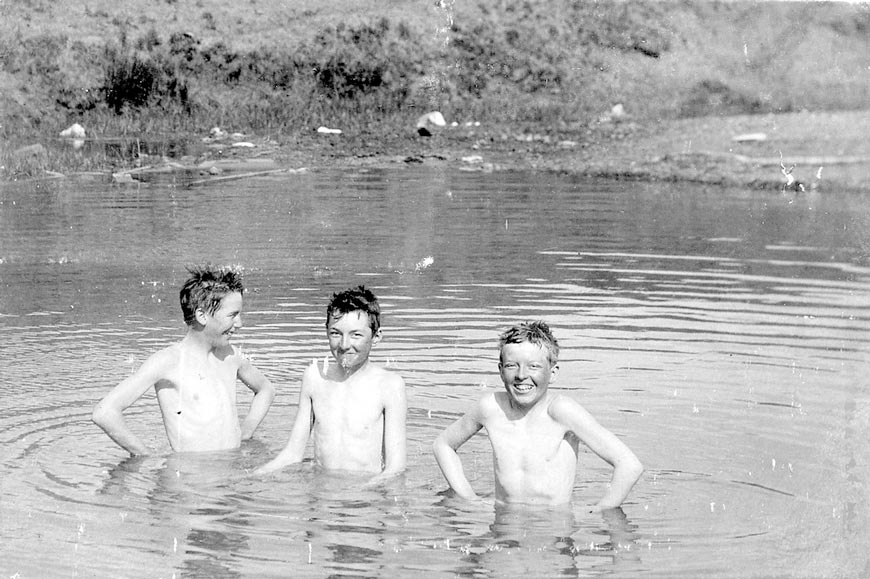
top-left (2, 0), bottom-right (870, 179)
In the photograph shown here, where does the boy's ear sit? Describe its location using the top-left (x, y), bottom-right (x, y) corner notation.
top-left (194, 307), bottom-right (209, 326)
top-left (549, 364), bottom-right (559, 383)
top-left (372, 328), bottom-right (383, 345)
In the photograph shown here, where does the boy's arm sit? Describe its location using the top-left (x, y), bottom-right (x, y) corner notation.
top-left (551, 397), bottom-right (644, 510)
top-left (433, 402), bottom-right (485, 500)
top-left (92, 354), bottom-right (163, 456)
top-left (254, 367), bottom-right (315, 475)
top-left (237, 355), bottom-right (276, 440)
top-left (380, 374), bottom-right (407, 476)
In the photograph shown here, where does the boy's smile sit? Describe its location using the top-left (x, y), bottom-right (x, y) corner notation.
top-left (498, 341), bottom-right (557, 408)
top-left (327, 310), bottom-right (381, 374)
top-left (203, 291), bottom-right (243, 346)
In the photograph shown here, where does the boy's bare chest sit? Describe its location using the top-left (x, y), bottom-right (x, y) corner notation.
top-left (314, 382), bottom-right (383, 425)
top-left (487, 415), bottom-right (568, 457)
top-left (159, 356), bottom-right (237, 403)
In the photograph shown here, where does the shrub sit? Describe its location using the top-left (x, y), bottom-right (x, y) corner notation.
top-left (102, 39), bottom-right (192, 114)
top-left (305, 18), bottom-right (422, 104)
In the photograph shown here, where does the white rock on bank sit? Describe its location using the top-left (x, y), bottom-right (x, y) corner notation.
top-left (60, 123), bottom-right (86, 139)
top-left (59, 123), bottom-right (86, 149)
top-left (416, 111), bottom-right (446, 136)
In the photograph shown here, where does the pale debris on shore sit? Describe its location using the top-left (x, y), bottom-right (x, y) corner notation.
top-left (59, 123), bottom-right (86, 149)
top-left (732, 132), bottom-right (767, 143)
top-left (416, 111), bottom-right (446, 136)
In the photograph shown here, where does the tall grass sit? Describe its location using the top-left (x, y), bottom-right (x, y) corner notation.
top-left (3, 0), bottom-right (870, 178)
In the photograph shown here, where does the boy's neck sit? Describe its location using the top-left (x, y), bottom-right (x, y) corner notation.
top-left (181, 328), bottom-right (218, 356)
top-left (332, 358), bottom-right (371, 381)
top-left (505, 391), bottom-right (552, 416)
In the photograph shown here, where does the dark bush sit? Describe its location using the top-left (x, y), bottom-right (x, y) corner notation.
top-left (104, 52), bottom-right (159, 112)
top-left (103, 44), bottom-right (191, 114)
top-left (306, 18), bottom-right (419, 103)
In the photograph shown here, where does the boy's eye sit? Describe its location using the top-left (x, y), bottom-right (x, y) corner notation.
top-left (503, 363), bottom-right (518, 370)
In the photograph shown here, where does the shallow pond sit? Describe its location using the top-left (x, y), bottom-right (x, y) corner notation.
top-left (1, 168), bottom-right (869, 578)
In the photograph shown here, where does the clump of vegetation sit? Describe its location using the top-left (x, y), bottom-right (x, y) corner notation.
top-left (450, 1), bottom-right (571, 97)
top-left (3, 0), bottom-right (870, 178)
top-left (91, 18), bottom-right (429, 133)
top-left (308, 18), bottom-right (418, 101)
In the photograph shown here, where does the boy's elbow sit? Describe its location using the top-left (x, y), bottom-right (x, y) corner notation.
top-left (263, 383), bottom-right (277, 404)
top-left (92, 400), bottom-right (124, 432)
top-left (432, 436), bottom-right (455, 463)
top-left (91, 402), bottom-right (112, 428)
top-left (612, 452), bottom-right (643, 482)
top-left (257, 380), bottom-right (276, 401)
top-left (432, 437), bottom-right (445, 455)
top-left (627, 456), bottom-right (644, 481)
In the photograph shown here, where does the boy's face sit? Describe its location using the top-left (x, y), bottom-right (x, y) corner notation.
top-left (327, 310), bottom-right (381, 372)
top-left (199, 291), bottom-right (243, 347)
top-left (498, 341), bottom-right (557, 409)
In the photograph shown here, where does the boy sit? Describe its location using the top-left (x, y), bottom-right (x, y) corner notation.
top-left (256, 286), bottom-right (406, 478)
top-left (433, 321), bottom-right (643, 508)
top-left (92, 265), bottom-right (276, 455)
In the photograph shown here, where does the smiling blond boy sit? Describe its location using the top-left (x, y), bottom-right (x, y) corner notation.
top-left (92, 265), bottom-right (275, 455)
top-left (434, 321), bottom-right (643, 508)
top-left (256, 286), bottom-right (406, 479)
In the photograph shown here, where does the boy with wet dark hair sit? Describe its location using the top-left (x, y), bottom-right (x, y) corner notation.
top-left (256, 286), bottom-right (406, 480)
top-left (93, 265), bottom-right (275, 455)
top-left (326, 285), bottom-right (381, 335)
top-left (179, 265), bottom-right (246, 325)
top-left (434, 321), bottom-right (643, 508)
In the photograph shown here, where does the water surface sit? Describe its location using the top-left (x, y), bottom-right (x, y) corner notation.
top-left (2, 168), bottom-right (869, 577)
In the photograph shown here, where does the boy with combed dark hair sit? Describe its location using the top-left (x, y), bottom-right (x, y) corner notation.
top-left (256, 286), bottom-right (406, 480)
top-left (93, 265), bottom-right (275, 455)
top-left (434, 321), bottom-right (643, 508)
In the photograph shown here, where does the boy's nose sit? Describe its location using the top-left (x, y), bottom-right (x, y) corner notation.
top-left (234, 315), bottom-right (243, 329)
top-left (340, 335), bottom-right (352, 349)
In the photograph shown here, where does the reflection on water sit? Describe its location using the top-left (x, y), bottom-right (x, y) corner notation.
top-left (1, 168), bottom-right (870, 577)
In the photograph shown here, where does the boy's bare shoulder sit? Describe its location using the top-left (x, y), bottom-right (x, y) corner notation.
top-left (478, 390), bottom-right (504, 418)
top-left (547, 393), bottom-right (594, 425)
top-left (143, 343), bottom-right (184, 371)
top-left (370, 364), bottom-right (404, 386)
top-left (301, 358), bottom-right (327, 388)
top-left (548, 392), bottom-right (582, 410)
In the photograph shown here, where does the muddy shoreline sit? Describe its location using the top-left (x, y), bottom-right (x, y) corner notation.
top-left (11, 110), bottom-right (870, 193)
top-left (307, 110), bottom-right (870, 193)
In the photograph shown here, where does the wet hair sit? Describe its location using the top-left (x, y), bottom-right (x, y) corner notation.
top-left (498, 321), bottom-right (560, 366)
top-left (326, 285), bottom-right (381, 334)
top-left (179, 264), bottom-right (244, 326)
